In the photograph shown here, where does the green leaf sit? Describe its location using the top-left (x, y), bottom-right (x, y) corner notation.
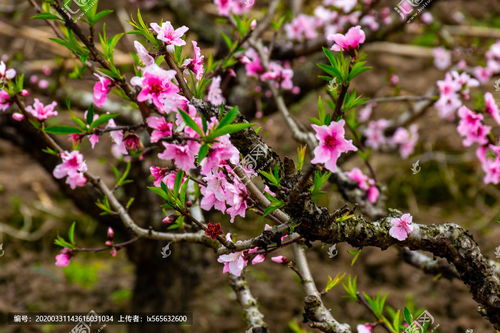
top-left (148, 186), bottom-right (170, 201)
top-left (32, 12), bottom-right (63, 21)
top-left (68, 222), bottom-right (76, 244)
top-left (86, 104), bottom-right (95, 124)
top-left (90, 113), bottom-right (119, 129)
top-left (324, 273), bottom-right (346, 293)
top-left (179, 109), bottom-right (203, 136)
top-left (54, 236), bottom-right (76, 250)
top-left (179, 180), bottom-right (189, 205)
top-left (173, 170), bottom-right (184, 196)
top-left (403, 307), bottom-right (413, 324)
top-left (342, 275), bottom-right (358, 300)
top-left (217, 106), bottom-right (239, 129)
top-left (197, 144), bottom-right (210, 163)
top-left (90, 9), bottom-right (113, 26)
top-left (296, 145), bottom-right (306, 171)
top-left (210, 123), bottom-right (254, 138)
top-left (45, 126), bottom-right (83, 135)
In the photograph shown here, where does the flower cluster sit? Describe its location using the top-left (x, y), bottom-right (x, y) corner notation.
top-left (364, 119), bottom-right (419, 159)
top-left (435, 71), bottom-right (478, 120)
top-left (346, 167), bottom-right (379, 203)
top-left (240, 48), bottom-right (297, 92)
top-left (284, 0), bottom-right (392, 43)
top-left (53, 151), bottom-right (88, 189)
top-left (214, 0), bottom-right (255, 17)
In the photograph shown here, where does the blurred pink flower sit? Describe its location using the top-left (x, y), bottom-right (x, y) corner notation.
top-left (93, 74), bottom-right (112, 107)
top-left (26, 98), bottom-right (58, 121)
top-left (55, 248), bottom-right (73, 267)
top-left (484, 92), bottom-right (500, 125)
top-left (207, 76), bottom-right (225, 106)
top-left (182, 41), bottom-right (205, 81)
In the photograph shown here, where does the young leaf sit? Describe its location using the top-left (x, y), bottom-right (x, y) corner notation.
top-left (217, 106), bottom-right (239, 129)
top-left (90, 113), bottom-right (119, 129)
top-left (67, 222), bottom-right (76, 245)
top-left (45, 126), bottom-right (83, 135)
top-left (179, 109), bottom-right (203, 136)
top-left (210, 123), bottom-right (254, 138)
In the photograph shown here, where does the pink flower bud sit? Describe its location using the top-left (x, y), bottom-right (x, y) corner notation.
top-left (123, 133), bottom-right (142, 151)
top-left (250, 19), bottom-right (257, 30)
top-left (107, 227), bottom-right (115, 240)
top-left (105, 240), bottom-right (113, 247)
top-left (12, 113), bottom-right (24, 121)
top-left (21, 89), bottom-right (29, 96)
top-left (271, 255), bottom-right (289, 264)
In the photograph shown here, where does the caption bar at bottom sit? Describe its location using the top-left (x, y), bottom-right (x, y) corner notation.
top-left (4, 312), bottom-right (192, 325)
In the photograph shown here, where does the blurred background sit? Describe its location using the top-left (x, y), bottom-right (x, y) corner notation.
top-left (0, 0), bottom-right (499, 332)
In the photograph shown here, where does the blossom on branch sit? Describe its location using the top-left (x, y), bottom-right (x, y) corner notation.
top-left (93, 74), bottom-right (112, 107)
top-left (311, 120), bottom-right (358, 172)
top-left (26, 98), bottom-right (58, 121)
top-left (53, 150), bottom-right (88, 189)
top-left (328, 25), bottom-right (365, 54)
top-left (150, 21), bottom-right (188, 52)
top-left (389, 213), bottom-right (414, 241)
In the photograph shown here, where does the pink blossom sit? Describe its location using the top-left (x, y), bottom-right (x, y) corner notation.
top-left (477, 145), bottom-right (500, 185)
top-left (107, 119), bottom-right (128, 156)
top-left (285, 14), bottom-right (319, 41)
top-left (158, 141), bottom-right (200, 171)
top-left (271, 256), bottom-right (289, 264)
top-left (389, 213), bottom-right (414, 241)
top-left (182, 41), bottom-right (205, 81)
top-left (456, 106), bottom-right (490, 147)
top-left (484, 92), bottom-right (500, 125)
top-left (89, 134), bottom-right (100, 149)
top-left (325, 0), bottom-right (358, 12)
top-left (360, 14), bottom-right (379, 31)
top-left (150, 21), bottom-right (188, 52)
top-left (26, 98), bottom-right (58, 121)
top-left (38, 80), bottom-right (49, 89)
top-left (134, 41), bottom-right (154, 67)
top-left (55, 248), bottom-right (73, 267)
top-left (311, 120), bottom-right (358, 172)
top-left (146, 116), bottom-right (173, 142)
top-left (261, 62), bottom-right (294, 90)
top-left (358, 103), bottom-right (375, 122)
top-left (150, 166), bottom-right (176, 188)
top-left (346, 168), bottom-right (379, 203)
top-left (241, 48), bottom-right (264, 78)
top-left (207, 76), bottom-right (225, 106)
top-left (131, 64), bottom-right (180, 113)
top-left (0, 61), bottom-right (15, 81)
top-left (314, 6), bottom-right (337, 26)
top-left (248, 247), bottom-right (265, 265)
top-left (93, 74), bottom-right (112, 107)
top-left (217, 234), bottom-right (247, 276)
top-left (356, 323), bottom-right (375, 333)
top-left (473, 66), bottom-right (492, 84)
top-left (0, 90), bottom-right (11, 111)
top-left (53, 151), bottom-right (88, 189)
top-left (225, 181), bottom-right (248, 222)
top-left (389, 74), bottom-right (399, 85)
top-left (12, 113), bottom-right (24, 121)
top-left (435, 93), bottom-right (462, 120)
top-left (391, 124), bottom-right (419, 158)
top-left (329, 26), bottom-right (365, 54)
top-left (214, 0), bottom-right (232, 16)
top-left (421, 12), bottom-right (433, 24)
top-left (432, 47), bottom-right (451, 70)
top-left (364, 119), bottom-right (388, 149)
top-left (200, 133), bottom-right (240, 175)
top-left (486, 41), bottom-right (500, 74)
